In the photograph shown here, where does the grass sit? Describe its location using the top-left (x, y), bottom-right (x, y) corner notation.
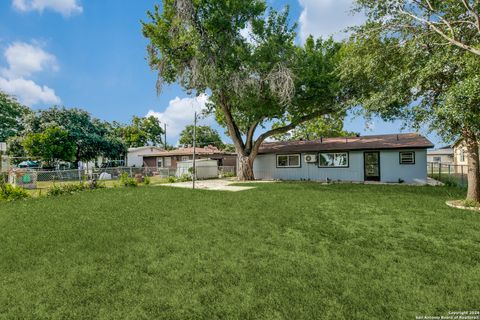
top-left (0, 182), bottom-right (479, 319)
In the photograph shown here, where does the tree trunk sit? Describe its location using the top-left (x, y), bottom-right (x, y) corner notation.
top-left (237, 155), bottom-right (255, 181)
top-left (464, 131), bottom-right (480, 202)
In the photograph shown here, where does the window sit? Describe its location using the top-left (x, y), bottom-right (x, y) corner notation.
top-left (181, 156), bottom-right (189, 161)
top-left (157, 158), bottom-right (163, 168)
top-left (400, 151), bottom-right (415, 164)
top-left (319, 152), bottom-right (348, 168)
top-left (460, 149), bottom-right (465, 162)
top-left (433, 156), bottom-right (441, 162)
top-left (276, 154), bottom-right (301, 168)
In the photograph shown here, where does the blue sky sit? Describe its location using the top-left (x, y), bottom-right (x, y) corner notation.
top-left (0, 0), bottom-right (442, 146)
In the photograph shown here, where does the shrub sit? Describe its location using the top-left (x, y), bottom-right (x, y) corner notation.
top-left (177, 174), bottom-right (192, 182)
top-left (119, 172), bottom-right (138, 187)
top-left (0, 183), bottom-right (29, 201)
top-left (47, 180), bottom-right (105, 197)
top-left (167, 176), bottom-right (176, 183)
top-left (143, 176), bottom-right (151, 185)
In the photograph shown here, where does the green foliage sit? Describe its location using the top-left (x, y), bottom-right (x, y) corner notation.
top-left (167, 176), bottom-right (176, 183)
top-left (22, 127), bottom-right (76, 164)
top-left (118, 116), bottom-right (164, 148)
top-left (0, 183), bottom-right (477, 318)
top-left (143, 176), bottom-right (151, 185)
top-left (177, 174), bottom-right (192, 182)
top-left (0, 182), bottom-right (29, 201)
top-left (119, 172), bottom-right (138, 187)
top-left (24, 107), bottom-right (127, 164)
top-left (47, 181), bottom-right (105, 197)
top-left (272, 114), bottom-right (357, 141)
top-left (179, 125), bottom-right (225, 149)
top-left (142, 2), bottom-right (345, 170)
top-left (0, 91), bottom-right (30, 142)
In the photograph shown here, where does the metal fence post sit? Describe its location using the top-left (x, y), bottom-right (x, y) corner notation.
top-left (438, 163), bottom-right (442, 180)
top-left (461, 165), bottom-right (464, 187)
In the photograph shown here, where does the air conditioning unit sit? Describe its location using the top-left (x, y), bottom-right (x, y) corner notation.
top-left (304, 154), bottom-right (317, 163)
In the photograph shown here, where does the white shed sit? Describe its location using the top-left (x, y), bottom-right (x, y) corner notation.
top-left (176, 159), bottom-right (218, 179)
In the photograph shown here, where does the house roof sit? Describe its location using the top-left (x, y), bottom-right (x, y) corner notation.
top-left (128, 146), bottom-right (164, 152)
top-left (258, 133), bottom-right (434, 154)
top-left (141, 146), bottom-right (235, 157)
top-left (427, 148), bottom-right (454, 155)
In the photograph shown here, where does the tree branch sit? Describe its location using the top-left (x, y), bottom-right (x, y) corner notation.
top-left (461, 0), bottom-right (480, 32)
top-left (219, 91), bottom-right (246, 154)
top-left (250, 109), bottom-right (335, 159)
top-left (245, 120), bottom-right (260, 153)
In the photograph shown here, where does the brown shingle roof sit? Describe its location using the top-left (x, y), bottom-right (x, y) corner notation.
top-left (141, 146), bottom-right (235, 157)
top-left (258, 133), bottom-right (434, 154)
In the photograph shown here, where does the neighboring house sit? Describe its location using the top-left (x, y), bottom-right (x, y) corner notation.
top-left (427, 146), bottom-right (454, 164)
top-left (253, 133), bottom-right (434, 184)
top-left (141, 146), bottom-right (237, 169)
top-left (127, 146), bottom-right (164, 167)
top-left (452, 139), bottom-right (476, 166)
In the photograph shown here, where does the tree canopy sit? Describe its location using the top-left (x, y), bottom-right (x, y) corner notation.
top-left (0, 92), bottom-right (30, 142)
top-left (143, 1), bottom-right (345, 179)
top-left (117, 116), bottom-right (164, 148)
top-left (23, 127), bottom-right (76, 165)
top-left (341, 0), bottom-right (480, 200)
top-left (179, 125), bottom-right (225, 149)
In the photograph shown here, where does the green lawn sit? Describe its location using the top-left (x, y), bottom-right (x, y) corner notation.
top-left (0, 183), bottom-right (479, 319)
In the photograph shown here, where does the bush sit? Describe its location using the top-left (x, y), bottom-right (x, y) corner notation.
top-left (143, 176), bottom-right (151, 185)
top-left (177, 174), bottom-right (192, 182)
top-left (119, 172), bottom-right (138, 187)
top-left (0, 183), bottom-right (30, 201)
top-left (47, 180), bottom-right (105, 197)
top-left (167, 176), bottom-right (176, 183)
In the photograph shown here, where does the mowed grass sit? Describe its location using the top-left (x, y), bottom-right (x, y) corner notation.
top-left (0, 183), bottom-right (478, 319)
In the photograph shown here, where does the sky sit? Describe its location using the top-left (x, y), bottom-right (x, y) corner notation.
top-left (0, 0), bottom-right (442, 147)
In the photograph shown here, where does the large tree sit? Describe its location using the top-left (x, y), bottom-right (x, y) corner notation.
top-left (23, 127), bottom-right (76, 165)
top-left (143, 2), bottom-right (344, 180)
top-left (0, 92), bottom-right (30, 142)
top-left (118, 116), bottom-right (164, 148)
top-left (25, 107), bottom-right (127, 166)
top-left (341, 0), bottom-right (480, 201)
top-left (179, 125), bottom-right (225, 149)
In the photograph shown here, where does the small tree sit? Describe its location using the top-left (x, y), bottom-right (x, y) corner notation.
top-left (179, 125), bottom-right (225, 149)
top-left (143, 2), bottom-right (344, 180)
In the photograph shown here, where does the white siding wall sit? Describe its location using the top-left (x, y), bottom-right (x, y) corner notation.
top-left (253, 149), bottom-right (428, 184)
top-left (127, 150), bottom-right (144, 167)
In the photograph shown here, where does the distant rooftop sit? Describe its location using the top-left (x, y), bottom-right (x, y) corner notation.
top-left (259, 133), bottom-right (434, 154)
top-left (141, 145), bottom-right (234, 157)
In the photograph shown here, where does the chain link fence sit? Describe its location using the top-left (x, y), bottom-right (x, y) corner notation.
top-left (8, 165), bottom-right (236, 187)
top-left (427, 162), bottom-right (468, 188)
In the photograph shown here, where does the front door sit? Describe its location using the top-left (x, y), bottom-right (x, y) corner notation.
top-left (364, 152), bottom-right (380, 181)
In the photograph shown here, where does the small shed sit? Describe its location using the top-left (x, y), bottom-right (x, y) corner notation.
top-left (176, 159), bottom-right (218, 179)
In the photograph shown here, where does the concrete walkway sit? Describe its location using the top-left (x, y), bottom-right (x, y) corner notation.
top-left (159, 178), bottom-right (259, 192)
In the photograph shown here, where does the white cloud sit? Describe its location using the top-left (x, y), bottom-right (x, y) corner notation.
top-left (12, 0), bottom-right (83, 16)
top-left (298, 0), bottom-right (364, 42)
top-left (0, 77), bottom-right (60, 105)
top-left (1, 42), bottom-right (58, 79)
top-left (146, 94), bottom-right (214, 141)
top-left (0, 42), bottom-right (61, 106)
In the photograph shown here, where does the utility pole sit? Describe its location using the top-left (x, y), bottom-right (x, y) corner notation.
top-left (192, 111), bottom-right (197, 189)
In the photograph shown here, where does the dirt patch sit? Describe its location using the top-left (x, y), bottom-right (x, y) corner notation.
top-left (446, 200), bottom-right (480, 212)
top-left (158, 179), bottom-right (259, 192)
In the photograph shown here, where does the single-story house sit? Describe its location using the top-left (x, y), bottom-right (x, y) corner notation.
top-left (141, 146), bottom-right (237, 169)
top-left (127, 146), bottom-right (165, 167)
top-left (427, 146), bottom-right (454, 164)
top-left (253, 133), bottom-right (434, 184)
